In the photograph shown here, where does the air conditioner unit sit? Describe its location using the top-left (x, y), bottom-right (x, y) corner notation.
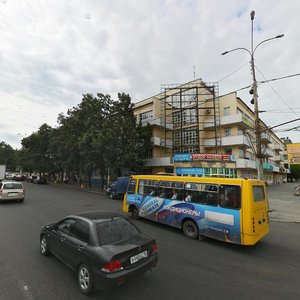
top-left (206, 109), bottom-right (212, 114)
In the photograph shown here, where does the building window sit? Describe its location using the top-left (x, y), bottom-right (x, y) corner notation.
top-left (173, 111), bottom-right (180, 128)
top-left (238, 129), bottom-right (244, 136)
top-left (173, 127), bottom-right (198, 148)
top-left (173, 108), bottom-right (197, 128)
top-left (139, 111), bottom-right (153, 123)
top-left (224, 128), bottom-right (231, 136)
top-left (238, 149), bottom-right (244, 158)
top-left (224, 107), bottom-right (230, 116)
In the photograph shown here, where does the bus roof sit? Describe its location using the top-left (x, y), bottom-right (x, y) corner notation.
top-left (130, 175), bottom-right (264, 185)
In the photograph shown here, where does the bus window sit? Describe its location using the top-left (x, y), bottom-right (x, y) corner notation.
top-left (127, 179), bottom-right (137, 194)
top-left (185, 183), bottom-right (218, 205)
top-left (253, 186), bottom-right (265, 202)
top-left (158, 181), bottom-right (184, 200)
top-left (185, 182), bottom-right (203, 203)
top-left (219, 185), bottom-right (241, 209)
top-left (138, 179), bottom-right (158, 196)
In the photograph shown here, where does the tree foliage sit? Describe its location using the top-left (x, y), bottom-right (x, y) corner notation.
top-left (10, 92), bottom-right (151, 183)
top-left (21, 124), bottom-right (56, 175)
top-left (0, 142), bottom-right (16, 171)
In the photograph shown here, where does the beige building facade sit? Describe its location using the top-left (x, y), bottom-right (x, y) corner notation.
top-left (133, 79), bottom-right (288, 184)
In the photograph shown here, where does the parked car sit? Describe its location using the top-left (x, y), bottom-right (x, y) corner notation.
top-left (105, 181), bottom-right (116, 195)
top-left (107, 177), bottom-right (130, 199)
top-left (0, 181), bottom-right (25, 203)
top-left (14, 174), bottom-right (27, 181)
top-left (26, 175), bottom-right (38, 183)
top-left (33, 177), bottom-right (47, 184)
top-left (40, 211), bottom-right (158, 295)
top-left (5, 173), bottom-right (15, 180)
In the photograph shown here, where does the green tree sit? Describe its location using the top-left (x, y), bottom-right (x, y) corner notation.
top-left (54, 93), bottom-right (112, 186)
top-left (21, 124), bottom-right (55, 176)
top-left (0, 141), bottom-right (16, 171)
top-left (290, 165), bottom-right (300, 179)
top-left (103, 93), bottom-right (152, 175)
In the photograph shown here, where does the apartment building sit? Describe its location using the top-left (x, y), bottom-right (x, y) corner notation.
top-left (133, 79), bottom-right (287, 184)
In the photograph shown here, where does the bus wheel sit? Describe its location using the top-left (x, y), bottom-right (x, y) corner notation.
top-left (183, 220), bottom-right (198, 239)
top-left (130, 207), bottom-right (139, 219)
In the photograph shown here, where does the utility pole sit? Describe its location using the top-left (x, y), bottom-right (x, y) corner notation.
top-left (221, 10), bottom-right (284, 180)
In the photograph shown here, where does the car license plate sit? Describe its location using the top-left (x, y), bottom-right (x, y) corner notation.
top-left (130, 250), bottom-right (148, 264)
top-left (8, 193), bottom-right (18, 196)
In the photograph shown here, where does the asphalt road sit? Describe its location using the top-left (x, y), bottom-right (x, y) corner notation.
top-left (0, 182), bottom-right (299, 300)
top-left (268, 182), bottom-right (300, 223)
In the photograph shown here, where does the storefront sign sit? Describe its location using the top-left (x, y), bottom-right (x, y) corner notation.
top-left (263, 163), bottom-right (273, 170)
top-left (191, 153), bottom-right (235, 162)
top-left (176, 167), bottom-right (203, 175)
top-left (173, 154), bottom-right (192, 162)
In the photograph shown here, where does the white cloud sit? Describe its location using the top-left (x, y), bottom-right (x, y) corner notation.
top-left (0, 0), bottom-right (299, 149)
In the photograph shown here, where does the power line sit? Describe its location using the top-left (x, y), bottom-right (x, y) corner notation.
top-left (259, 73), bottom-right (300, 85)
top-left (235, 72), bottom-right (300, 92)
top-left (219, 61), bottom-right (250, 83)
top-left (255, 65), bottom-right (299, 120)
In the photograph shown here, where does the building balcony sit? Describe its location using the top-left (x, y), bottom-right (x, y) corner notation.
top-left (145, 156), bottom-right (173, 167)
top-left (151, 137), bottom-right (173, 148)
top-left (274, 143), bottom-right (284, 152)
top-left (140, 118), bottom-right (173, 130)
top-left (274, 155), bottom-right (284, 162)
top-left (204, 135), bottom-right (251, 148)
top-left (261, 146), bottom-right (274, 158)
top-left (260, 132), bottom-right (272, 144)
top-left (204, 113), bottom-right (253, 129)
top-left (235, 158), bottom-right (257, 169)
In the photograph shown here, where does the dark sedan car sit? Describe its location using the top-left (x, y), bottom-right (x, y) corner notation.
top-left (40, 211), bottom-right (158, 295)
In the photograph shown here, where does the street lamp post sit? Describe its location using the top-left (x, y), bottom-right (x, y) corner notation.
top-left (221, 10), bottom-right (284, 180)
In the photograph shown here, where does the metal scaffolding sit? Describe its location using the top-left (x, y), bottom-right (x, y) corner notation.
top-left (160, 80), bottom-right (221, 155)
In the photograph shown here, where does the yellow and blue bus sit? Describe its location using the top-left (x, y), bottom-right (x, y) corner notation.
top-left (123, 175), bottom-right (269, 246)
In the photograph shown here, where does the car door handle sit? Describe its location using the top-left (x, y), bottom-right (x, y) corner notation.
top-left (78, 245), bottom-right (84, 251)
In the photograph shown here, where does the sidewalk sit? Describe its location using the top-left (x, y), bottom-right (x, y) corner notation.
top-left (268, 182), bottom-right (300, 223)
top-left (50, 182), bottom-right (105, 195)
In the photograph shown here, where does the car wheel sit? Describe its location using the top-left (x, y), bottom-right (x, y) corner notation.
top-left (19, 198), bottom-right (24, 203)
top-left (130, 206), bottom-right (139, 219)
top-left (78, 264), bottom-right (94, 295)
top-left (182, 220), bottom-right (198, 239)
top-left (40, 235), bottom-right (50, 256)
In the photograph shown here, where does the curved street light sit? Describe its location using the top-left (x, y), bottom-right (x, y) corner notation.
top-left (221, 10), bottom-right (284, 180)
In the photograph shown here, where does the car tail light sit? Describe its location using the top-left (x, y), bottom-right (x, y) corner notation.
top-left (101, 260), bottom-right (124, 273)
top-left (152, 243), bottom-right (158, 254)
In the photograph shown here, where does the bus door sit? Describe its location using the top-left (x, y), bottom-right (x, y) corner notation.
top-left (251, 184), bottom-right (269, 241)
top-left (123, 178), bottom-right (137, 213)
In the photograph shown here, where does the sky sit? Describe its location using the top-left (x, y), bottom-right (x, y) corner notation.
top-left (0, 0), bottom-right (299, 149)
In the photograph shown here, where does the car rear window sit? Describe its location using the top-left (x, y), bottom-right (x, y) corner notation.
top-left (96, 217), bottom-right (140, 245)
top-left (3, 183), bottom-right (23, 189)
